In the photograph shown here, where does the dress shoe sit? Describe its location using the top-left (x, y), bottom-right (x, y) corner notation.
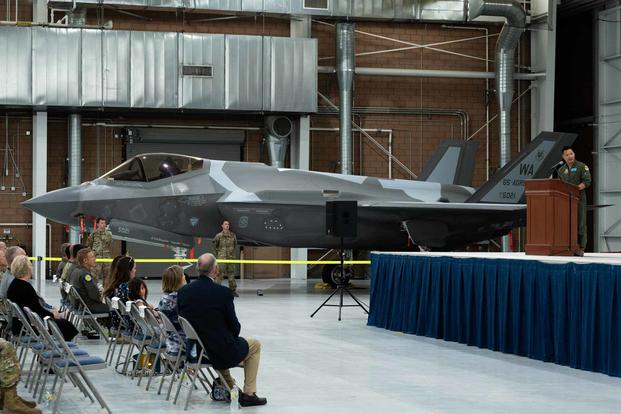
top-left (239, 392), bottom-right (267, 407)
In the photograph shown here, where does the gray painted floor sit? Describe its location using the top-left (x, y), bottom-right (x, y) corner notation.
top-left (12, 278), bottom-right (621, 414)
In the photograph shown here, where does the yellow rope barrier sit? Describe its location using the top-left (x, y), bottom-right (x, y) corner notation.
top-left (27, 257), bottom-right (371, 265)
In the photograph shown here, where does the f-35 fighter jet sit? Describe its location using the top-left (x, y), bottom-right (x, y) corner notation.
top-left (23, 131), bottom-right (575, 250)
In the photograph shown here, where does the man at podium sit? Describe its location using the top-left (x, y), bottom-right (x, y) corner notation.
top-left (558, 146), bottom-right (592, 255)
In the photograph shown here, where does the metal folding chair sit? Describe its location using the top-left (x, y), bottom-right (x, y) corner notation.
top-left (67, 286), bottom-right (110, 342)
top-left (21, 308), bottom-right (88, 402)
top-left (175, 316), bottom-right (226, 410)
top-left (156, 312), bottom-right (187, 401)
top-left (46, 317), bottom-right (111, 414)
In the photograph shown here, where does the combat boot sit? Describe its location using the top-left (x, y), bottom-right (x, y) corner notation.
top-left (1, 386), bottom-right (42, 414)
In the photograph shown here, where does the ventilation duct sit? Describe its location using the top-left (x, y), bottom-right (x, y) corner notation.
top-left (468, 0), bottom-right (526, 251)
top-left (68, 114), bottom-right (81, 244)
top-left (336, 22), bottom-right (355, 176)
top-left (265, 116), bottom-right (293, 168)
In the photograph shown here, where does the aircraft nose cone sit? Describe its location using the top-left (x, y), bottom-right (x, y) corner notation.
top-left (22, 186), bottom-right (83, 226)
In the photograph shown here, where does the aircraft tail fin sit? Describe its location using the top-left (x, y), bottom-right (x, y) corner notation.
top-left (418, 140), bottom-right (479, 186)
top-left (466, 131), bottom-right (577, 204)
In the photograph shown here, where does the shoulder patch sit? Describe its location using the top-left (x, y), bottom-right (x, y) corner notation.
top-left (584, 165), bottom-right (589, 171)
top-left (84, 274), bottom-right (92, 282)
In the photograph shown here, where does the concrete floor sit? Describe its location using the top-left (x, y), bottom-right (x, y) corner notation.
top-left (12, 278), bottom-right (621, 414)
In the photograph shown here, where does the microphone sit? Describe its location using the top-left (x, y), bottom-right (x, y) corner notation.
top-left (550, 160), bottom-right (565, 170)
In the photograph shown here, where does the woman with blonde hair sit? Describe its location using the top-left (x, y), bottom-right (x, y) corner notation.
top-left (7, 256), bottom-right (78, 341)
top-left (157, 265), bottom-right (187, 354)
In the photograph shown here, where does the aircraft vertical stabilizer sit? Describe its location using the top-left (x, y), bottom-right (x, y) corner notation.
top-left (466, 131), bottom-right (577, 204)
top-left (418, 140), bottom-right (479, 186)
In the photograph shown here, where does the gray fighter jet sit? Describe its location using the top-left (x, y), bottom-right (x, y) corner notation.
top-left (23, 131), bottom-right (575, 250)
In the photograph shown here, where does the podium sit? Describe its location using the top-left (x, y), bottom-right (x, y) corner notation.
top-left (525, 179), bottom-right (580, 256)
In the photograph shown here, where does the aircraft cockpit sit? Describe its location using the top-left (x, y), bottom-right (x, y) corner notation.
top-left (101, 153), bottom-right (204, 182)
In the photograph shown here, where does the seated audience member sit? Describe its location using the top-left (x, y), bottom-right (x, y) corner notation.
top-left (103, 256), bottom-right (136, 330)
top-left (127, 277), bottom-right (154, 310)
top-left (0, 338), bottom-right (41, 414)
top-left (70, 248), bottom-right (109, 314)
top-left (7, 256), bottom-right (78, 341)
top-left (178, 253), bottom-right (267, 407)
top-left (157, 265), bottom-right (187, 354)
top-left (0, 247), bottom-right (26, 300)
top-left (56, 242), bottom-right (71, 281)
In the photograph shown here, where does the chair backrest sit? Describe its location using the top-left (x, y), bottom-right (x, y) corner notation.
top-left (8, 300), bottom-right (39, 338)
top-left (158, 311), bottom-right (178, 335)
top-left (69, 285), bottom-right (88, 311)
top-left (22, 307), bottom-right (61, 354)
top-left (129, 302), bottom-right (153, 337)
top-left (143, 308), bottom-right (165, 341)
top-left (46, 317), bottom-right (77, 361)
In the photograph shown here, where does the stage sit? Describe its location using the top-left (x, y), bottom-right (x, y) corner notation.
top-left (368, 251), bottom-right (621, 378)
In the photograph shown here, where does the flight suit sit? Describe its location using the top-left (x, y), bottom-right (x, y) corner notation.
top-left (213, 231), bottom-right (238, 291)
top-left (87, 229), bottom-right (113, 284)
top-left (71, 266), bottom-right (108, 314)
top-left (558, 160), bottom-right (592, 250)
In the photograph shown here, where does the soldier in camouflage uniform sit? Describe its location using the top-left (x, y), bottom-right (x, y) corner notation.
top-left (0, 338), bottom-right (41, 413)
top-left (213, 219), bottom-right (238, 296)
top-left (0, 249), bottom-right (7, 315)
top-left (87, 218), bottom-right (113, 285)
top-left (558, 146), bottom-right (592, 256)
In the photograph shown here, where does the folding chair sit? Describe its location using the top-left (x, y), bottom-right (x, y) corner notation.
top-left (140, 308), bottom-right (169, 390)
top-left (127, 303), bottom-right (158, 380)
top-left (175, 316), bottom-right (227, 410)
top-left (114, 300), bottom-right (137, 374)
top-left (67, 286), bottom-right (110, 342)
top-left (46, 318), bottom-right (111, 414)
top-left (104, 296), bottom-right (122, 365)
top-left (7, 301), bottom-right (44, 370)
top-left (156, 312), bottom-right (187, 401)
top-left (21, 308), bottom-right (88, 402)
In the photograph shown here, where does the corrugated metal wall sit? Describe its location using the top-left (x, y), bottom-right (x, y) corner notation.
top-left (0, 27), bottom-right (317, 113)
top-left (0, 27), bottom-right (31, 105)
top-left (47, 0), bottom-right (468, 20)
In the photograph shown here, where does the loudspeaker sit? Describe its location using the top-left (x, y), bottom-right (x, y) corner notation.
top-left (326, 201), bottom-right (357, 237)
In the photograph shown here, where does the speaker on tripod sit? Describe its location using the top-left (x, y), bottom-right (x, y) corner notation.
top-left (311, 201), bottom-right (369, 321)
top-left (325, 200), bottom-right (357, 238)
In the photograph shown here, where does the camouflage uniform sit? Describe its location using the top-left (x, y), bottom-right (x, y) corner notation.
top-left (213, 231), bottom-right (237, 291)
top-left (87, 229), bottom-right (113, 285)
top-left (558, 160), bottom-right (592, 250)
top-left (0, 338), bottom-right (20, 388)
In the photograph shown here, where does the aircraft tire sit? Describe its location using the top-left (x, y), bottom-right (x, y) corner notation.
top-left (322, 264), bottom-right (352, 288)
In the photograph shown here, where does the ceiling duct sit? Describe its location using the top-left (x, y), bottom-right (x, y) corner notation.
top-left (264, 116), bottom-right (293, 168)
top-left (468, 0), bottom-right (526, 252)
top-left (336, 22), bottom-right (355, 176)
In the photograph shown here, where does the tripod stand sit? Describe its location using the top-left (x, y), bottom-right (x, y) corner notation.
top-left (310, 235), bottom-right (369, 321)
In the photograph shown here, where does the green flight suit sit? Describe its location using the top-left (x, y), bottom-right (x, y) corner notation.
top-left (213, 230), bottom-right (237, 291)
top-left (87, 229), bottom-right (113, 284)
top-left (558, 160), bottom-right (592, 249)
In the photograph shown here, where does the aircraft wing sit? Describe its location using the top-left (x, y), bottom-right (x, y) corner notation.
top-left (359, 201), bottom-right (525, 249)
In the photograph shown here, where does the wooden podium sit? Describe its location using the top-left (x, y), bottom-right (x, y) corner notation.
top-left (525, 179), bottom-right (580, 256)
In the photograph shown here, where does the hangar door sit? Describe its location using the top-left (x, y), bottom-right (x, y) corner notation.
top-left (125, 128), bottom-right (245, 278)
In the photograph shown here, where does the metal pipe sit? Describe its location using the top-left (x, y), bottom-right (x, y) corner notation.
top-left (388, 131), bottom-right (393, 179)
top-left (468, 0), bottom-right (526, 252)
top-left (68, 114), bottom-right (81, 244)
top-left (336, 22), bottom-right (355, 176)
top-left (318, 106), bottom-right (470, 141)
top-left (318, 66), bottom-right (543, 80)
